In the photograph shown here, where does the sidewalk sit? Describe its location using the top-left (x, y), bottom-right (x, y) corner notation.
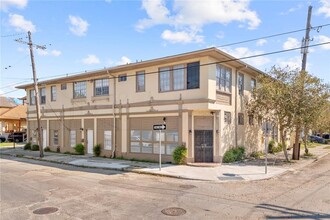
top-left (1, 145), bottom-right (329, 182)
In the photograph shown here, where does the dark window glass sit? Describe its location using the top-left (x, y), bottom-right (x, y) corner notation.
top-left (187, 62), bottom-right (200, 89)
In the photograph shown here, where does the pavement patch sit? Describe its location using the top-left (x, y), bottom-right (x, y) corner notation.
top-left (33, 207), bottom-right (58, 215)
top-left (161, 207), bottom-right (186, 216)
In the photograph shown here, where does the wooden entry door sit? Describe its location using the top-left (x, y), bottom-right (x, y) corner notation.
top-left (194, 130), bottom-right (213, 162)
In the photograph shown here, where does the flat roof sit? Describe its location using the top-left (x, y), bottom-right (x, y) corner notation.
top-left (16, 47), bottom-right (265, 89)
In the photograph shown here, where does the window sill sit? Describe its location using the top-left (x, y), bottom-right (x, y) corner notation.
top-left (71, 98), bottom-right (87, 103)
top-left (216, 90), bottom-right (232, 95)
top-left (91, 96), bottom-right (110, 102)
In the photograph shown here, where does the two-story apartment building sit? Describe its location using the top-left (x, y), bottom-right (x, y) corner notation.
top-left (17, 47), bottom-right (266, 163)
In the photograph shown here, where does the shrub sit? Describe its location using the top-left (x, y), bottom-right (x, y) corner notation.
top-left (44, 147), bottom-right (51, 152)
top-left (74, 143), bottom-right (84, 155)
top-left (173, 145), bottom-right (187, 164)
top-left (223, 146), bottom-right (246, 163)
top-left (24, 142), bottom-right (31, 150)
top-left (31, 144), bottom-right (39, 151)
top-left (93, 144), bottom-right (101, 157)
top-left (250, 151), bottom-right (263, 159)
top-left (268, 140), bottom-right (282, 154)
top-left (56, 146), bottom-right (61, 153)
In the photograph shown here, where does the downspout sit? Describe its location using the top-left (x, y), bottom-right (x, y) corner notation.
top-left (107, 70), bottom-right (116, 158)
top-left (235, 69), bottom-right (238, 148)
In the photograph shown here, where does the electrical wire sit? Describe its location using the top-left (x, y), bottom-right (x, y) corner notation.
top-left (216, 23), bottom-right (330, 48)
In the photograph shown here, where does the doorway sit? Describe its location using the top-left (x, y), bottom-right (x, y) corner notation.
top-left (194, 130), bottom-right (213, 162)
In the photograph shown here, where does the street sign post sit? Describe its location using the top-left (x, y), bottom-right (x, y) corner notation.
top-left (153, 124), bottom-right (166, 171)
top-left (262, 121), bottom-right (272, 174)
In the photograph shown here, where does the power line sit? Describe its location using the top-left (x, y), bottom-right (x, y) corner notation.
top-left (0, 80), bottom-right (32, 90)
top-left (13, 41), bottom-right (330, 87)
top-left (217, 23), bottom-right (330, 48)
top-left (1, 33), bottom-right (26, 38)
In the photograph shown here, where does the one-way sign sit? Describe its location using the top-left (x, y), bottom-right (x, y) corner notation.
top-left (153, 124), bottom-right (166, 130)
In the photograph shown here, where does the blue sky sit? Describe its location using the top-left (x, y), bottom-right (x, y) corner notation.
top-left (1, 0), bottom-right (330, 98)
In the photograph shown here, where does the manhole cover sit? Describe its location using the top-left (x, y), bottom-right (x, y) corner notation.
top-left (161, 207), bottom-right (186, 216)
top-left (33, 207), bottom-right (59, 215)
top-left (179, 184), bottom-right (196, 189)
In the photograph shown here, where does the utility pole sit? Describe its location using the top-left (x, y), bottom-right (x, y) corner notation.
top-left (15, 31), bottom-right (46, 157)
top-left (293, 6), bottom-right (312, 160)
top-left (301, 6), bottom-right (312, 71)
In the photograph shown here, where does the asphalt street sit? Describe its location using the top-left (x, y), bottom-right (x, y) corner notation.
top-left (1, 154), bottom-right (329, 219)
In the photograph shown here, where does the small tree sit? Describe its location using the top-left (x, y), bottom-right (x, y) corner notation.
top-left (93, 144), bottom-right (101, 157)
top-left (74, 143), bottom-right (84, 155)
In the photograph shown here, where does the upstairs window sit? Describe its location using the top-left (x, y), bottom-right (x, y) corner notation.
top-left (238, 113), bottom-right (244, 125)
top-left (51, 85), bottom-right (57, 101)
top-left (61, 83), bottom-right (67, 90)
top-left (118, 74), bottom-right (127, 82)
top-left (238, 73), bottom-right (244, 96)
top-left (224, 111), bottom-right (231, 124)
top-left (73, 81), bottom-right (87, 98)
top-left (159, 62), bottom-right (199, 92)
top-left (29, 89), bottom-right (35, 105)
top-left (216, 64), bottom-right (232, 93)
top-left (251, 78), bottom-right (256, 91)
top-left (94, 78), bottom-right (109, 96)
top-left (136, 71), bottom-right (145, 92)
top-left (39, 88), bottom-right (46, 104)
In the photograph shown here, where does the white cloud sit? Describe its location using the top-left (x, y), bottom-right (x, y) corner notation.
top-left (315, 35), bottom-right (330, 50)
top-left (161, 30), bottom-right (203, 44)
top-left (283, 37), bottom-right (300, 50)
top-left (276, 56), bottom-right (302, 69)
top-left (116, 56), bottom-right (131, 65)
top-left (51, 50), bottom-right (61, 56)
top-left (280, 3), bottom-right (303, 15)
top-left (0, 0), bottom-right (28, 11)
top-left (136, 0), bottom-right (260, 44)
top-left (36, 49), bottom-right (61, 57)
top-left (105, 0), bottom-right (112, 3)
top-left (82, 54), bottom-right (100, 65)
top-left (317, 0), bottom-right (330, 17)
top-left (68, 15), bottom-right (89, 36)
top-left (223, 47), bottom-right (270, 67)
top-left (8, 13), bottom-right (36, 32)
top-left (256, 39), bottom-right (267, 46)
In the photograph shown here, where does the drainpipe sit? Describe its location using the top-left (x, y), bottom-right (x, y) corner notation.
top-left (107, 70), bottom-right (116, 158)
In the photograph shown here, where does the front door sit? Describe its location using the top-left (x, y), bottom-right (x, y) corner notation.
top-left (42, 129), bottom-right (47, 149)
top-left (194, 130), bottom-right (213, 162)
top-left (87, 130), bottom-right (93, 154)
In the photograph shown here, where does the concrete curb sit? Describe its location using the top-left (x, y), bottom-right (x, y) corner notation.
top-left (1, 150), bottom-right (329, 182)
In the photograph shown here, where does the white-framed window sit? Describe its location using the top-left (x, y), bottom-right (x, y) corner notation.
top-left (104, 130), bottom-right (112, 150)
top-left (39, 87), bottom-right (46, 104)
top-left (130, 130), bottom-right (178, 155)
top-left (29, 89), bottom-right (35, 105)
top-left (73, 81), bottom-right (87, 98)
top-left (53, 130), bottom-right (59, 145)
top-left (136, 71), bottom-right (145, 92)
top-left (51, 85), bottom-right (57, 101)
top-left (94, 78), bottom-right (109, 96)
top-left (224, 111), bottom-right (231, 124)
top-left (159, 62), bottom-right (199, 92)
top-left (251, 78), bottom-right (256, 91)
top-left (70, 130), bottom-right (76, 147)
top-left (216, 64), bottom-right (232, 93)
top-left (238, 73), bottom-right (244, 95)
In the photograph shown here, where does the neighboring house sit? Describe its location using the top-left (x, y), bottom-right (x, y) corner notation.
top-left (17, 47), bottom-right (269, 163)
top-left (0, 96), bottom-right (27, 136)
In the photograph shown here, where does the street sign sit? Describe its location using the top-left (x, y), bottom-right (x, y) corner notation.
top-left (153, 124), bottom-right (166, 130)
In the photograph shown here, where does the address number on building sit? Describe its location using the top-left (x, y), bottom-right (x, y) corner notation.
top-left (153, 124), bottom-right (166, 130)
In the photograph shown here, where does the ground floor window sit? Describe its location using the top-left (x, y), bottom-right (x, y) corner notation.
top-left (70, 130), bottom-right (76, 147)
top-left (104, 130), bottom-right (112, 150)
top-left (130, 130), bottom-right (178, 155)
top-left (53, 130), bottom-right (59, 145)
